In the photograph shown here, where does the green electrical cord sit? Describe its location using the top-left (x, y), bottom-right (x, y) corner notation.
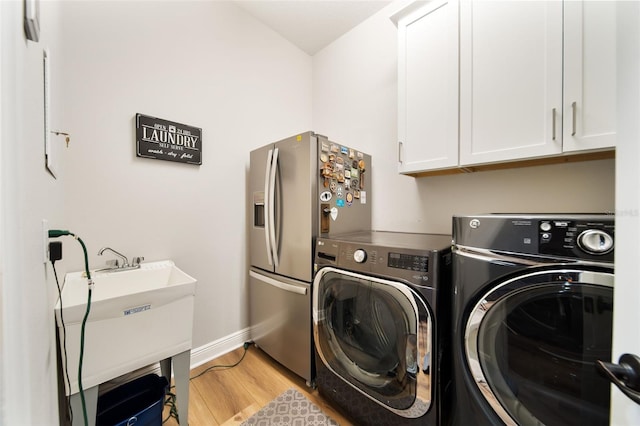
top-left (51, 230), bottom-right (250, 426)
top-left (49, 230), bottom-right (93, 426)
top-left (52, 260), bottom-right (74, 424)
top-left (162, 342), bottom-right (253, 424)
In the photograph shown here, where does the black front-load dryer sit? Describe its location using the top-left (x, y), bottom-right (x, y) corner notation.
top-left (451, 214), bottom-right (615, 426)
top-left (313, 231), bottom-right (452, 425)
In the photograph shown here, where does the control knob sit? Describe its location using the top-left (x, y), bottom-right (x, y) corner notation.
top-left (577, 229), bottom-right (614, 255)
top-left (540, 222), bottom-right (552, 232)
top-left (353, 249), bottom-right (367, 263)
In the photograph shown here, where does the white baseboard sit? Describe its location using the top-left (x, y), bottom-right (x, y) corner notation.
top-left (189, 327), bottom-right (252, 369)
top-left (100, 327), bottom-right (253, 392)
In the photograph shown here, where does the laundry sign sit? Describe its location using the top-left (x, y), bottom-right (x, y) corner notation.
top-left (136, 113), bottom-right (202, 165)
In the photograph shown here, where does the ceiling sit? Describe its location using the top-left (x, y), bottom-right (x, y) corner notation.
top-left (234, 1), bottom-right (392, 55)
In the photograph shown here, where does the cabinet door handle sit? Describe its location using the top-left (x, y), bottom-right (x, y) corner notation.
top-left (398, 141), bottom-right (403, 163)
top-left (571, 101), bottom-right (577, 136)
top-left (552, 108), bottom-right (557, 141)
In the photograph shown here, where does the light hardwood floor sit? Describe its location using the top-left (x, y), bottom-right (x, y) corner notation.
top-left (162, 345), bottom-right (354, 425)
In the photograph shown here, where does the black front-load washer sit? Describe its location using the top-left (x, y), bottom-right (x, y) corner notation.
top-left (313, 231), bottom-right (452, 425)
top-left (451, 214), bottom-right (615, 426)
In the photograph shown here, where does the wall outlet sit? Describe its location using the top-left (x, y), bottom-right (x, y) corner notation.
top-left (42, 219), bottom-right (49, 264)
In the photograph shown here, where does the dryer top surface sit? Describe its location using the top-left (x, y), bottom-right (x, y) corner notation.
top-left (324, 230), bottom-right (452, 252)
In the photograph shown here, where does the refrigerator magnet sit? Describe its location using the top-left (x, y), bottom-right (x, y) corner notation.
top-left (330, 207), bottom-right (339, 220)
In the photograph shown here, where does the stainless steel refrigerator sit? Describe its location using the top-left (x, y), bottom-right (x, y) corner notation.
top-left (249, 131), bottom-right (372, 385)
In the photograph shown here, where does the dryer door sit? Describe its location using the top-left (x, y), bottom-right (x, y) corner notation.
top-left (313, 267), bottom-right (433, 418)
top-left (466, 268), bottom-right (614, 426)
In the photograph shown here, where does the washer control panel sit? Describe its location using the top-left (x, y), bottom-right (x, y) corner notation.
top-left (350, 248), bottom-right (428, 271)
top-left (538, 219), bottom-right (615, 259)
top-left (314, 231), bottom-right (452, 287)
top-left (388, 252), bottom-right (429, 272)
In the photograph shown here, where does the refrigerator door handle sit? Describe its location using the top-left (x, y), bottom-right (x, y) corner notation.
top-left (269, 147), bottom-right (280, 267)
top-left (250, 270), bottom-right (307, 295)
top-left (264, 148), bottom-right (274, 266)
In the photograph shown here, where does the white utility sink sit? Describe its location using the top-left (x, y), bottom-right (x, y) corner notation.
top-left (55, 260), bottom-right (197, 395)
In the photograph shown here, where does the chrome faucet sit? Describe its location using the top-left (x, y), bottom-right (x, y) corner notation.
top-left (94, 247), bottom-right (144, 274)
top-left (98, 247), bottom-right (129, 268)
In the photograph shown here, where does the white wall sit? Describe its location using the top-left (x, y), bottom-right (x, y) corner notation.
top-left (1, 1), bottom-right (66, 424)
top-left (56, 0), bottom-right (312, 350)
top-left (2, 1), bottom-right (311, 423)
top-left (313, 1), bottom-right (615, 234)
top-left (611, 2), bottom-right (640, 423)
top-left (1, 3), bottom-right (4, 421)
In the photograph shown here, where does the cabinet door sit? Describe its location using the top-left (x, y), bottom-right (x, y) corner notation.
top-left (563, 1), bottom-right (616, 152)
top-left (460, 0), bottom-right (563, 166)
top-left (397, 0), bottom-right (458, 174)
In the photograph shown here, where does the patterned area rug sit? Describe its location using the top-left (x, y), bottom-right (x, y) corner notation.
top-left (241, 388), bottom-right (339, 426)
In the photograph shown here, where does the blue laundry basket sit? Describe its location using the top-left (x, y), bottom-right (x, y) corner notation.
top-left (96, 374), bottom-right (169, 426)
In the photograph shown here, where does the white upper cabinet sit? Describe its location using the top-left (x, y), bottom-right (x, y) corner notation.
top-left (459, 0), bottom-right (564, 166)
top-left (397, 0), bottom-right (459, 174)
top-left (563, 1), bottom-right (617, 152)
top-left (396, 0), bottom-right (616, 174)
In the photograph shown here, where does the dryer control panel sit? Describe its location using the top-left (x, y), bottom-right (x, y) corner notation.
top-left (539, 219), bottom-right (615, 259)
top-left (453, 214), bottom-right (615, 263)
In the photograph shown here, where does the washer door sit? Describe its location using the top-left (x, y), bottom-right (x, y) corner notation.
top-left (466, 268), bottom-right (614, 426)
top-left (313, 267), bottom-right (433, 418)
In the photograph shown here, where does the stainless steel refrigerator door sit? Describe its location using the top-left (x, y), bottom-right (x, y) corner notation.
top-left (252, 132), bottom-right (371, 280)
top-left (315, 139), bottom-right (372, 236)
top-left (249, 268), bottom-right (313, 384)
top-left (272, 132), bottom-right (316, 282)
top-left (249, 144), bottom-right (274, 272)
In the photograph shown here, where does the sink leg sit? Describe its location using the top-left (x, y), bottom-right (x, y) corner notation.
top-left (173, 350), bottom-right (191, 425)
top-left (160, 357), bottom-right (172, 384)
top-left (70, 385), bottom-right (98, 426)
